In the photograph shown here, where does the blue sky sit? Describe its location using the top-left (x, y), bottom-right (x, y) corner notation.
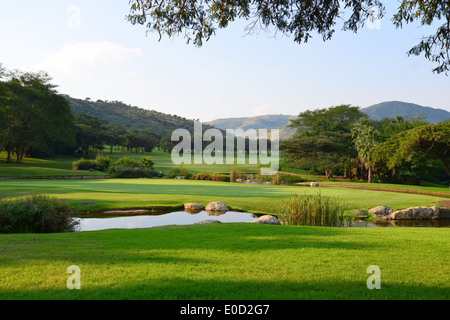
top-left (1, 1), bottom-right (449, 122)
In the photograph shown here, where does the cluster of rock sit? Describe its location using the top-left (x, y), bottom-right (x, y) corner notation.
top-left (367, 205), bottom-right (448, 220)
top-left (184, 201), bottom-right (229, 214)
top-left (184, 201), bottom-right (281, 225)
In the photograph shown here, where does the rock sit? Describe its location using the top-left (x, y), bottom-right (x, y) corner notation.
top-left (236, 179), bottom-right (243, 183)
top-left (184, 203), bottom-right (204, 213)
top-left (205, 201), bottom-right (229, 213)
top-left (310, 182), bottom-right (319, 187)
top-left (194, 220), bottom-right (222, 224)
top-left (440, 207), bottom-right (450, 219)
top-left (250, 215), bottom-right (281, 225)
top-left (390, 206), bottom-right (440, 220)
top-left (368, 206), bottom-right (394, 220)
top-left (352, 210), bottom-right (368, 217)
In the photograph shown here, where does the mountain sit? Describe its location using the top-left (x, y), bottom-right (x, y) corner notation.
top-left (67, 96), bottom-right (200, 136)
top-left (361, 101), bottom-right (450, 124)
top-left (207, 101), bottom-right (450, 140)
top-left (207, 114), bottom-right (296, 131)
top-left (207, 114), bottom-right (297, 140)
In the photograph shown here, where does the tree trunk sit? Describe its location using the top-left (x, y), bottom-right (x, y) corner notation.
top-left (367, 166), bottom-right (372, 183)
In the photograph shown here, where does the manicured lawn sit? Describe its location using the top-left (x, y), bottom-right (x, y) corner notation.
top-left (0, 179), bottom-right (447, 214)
top-left (0, 149), bottom-right (262, 177)
top-left (0, 223), bottom-right (448, 300)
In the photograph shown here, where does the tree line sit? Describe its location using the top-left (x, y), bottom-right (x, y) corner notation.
top-left (0, 65), bottom-right (268, 162)
top-left (0, 65), bottom-right (178, 162)
top-left (281, 105), bottom-right (449, 185)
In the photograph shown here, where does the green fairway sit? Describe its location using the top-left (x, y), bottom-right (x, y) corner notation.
top-left (0, 223), bottom-right (448, 300)
top-left (0, 178), bottom-right (447, 214)
top-left (0, 149), bottom-right (262, 178)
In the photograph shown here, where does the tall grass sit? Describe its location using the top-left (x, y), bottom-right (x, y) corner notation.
top-left (277, 192), bottom-right (352, 227)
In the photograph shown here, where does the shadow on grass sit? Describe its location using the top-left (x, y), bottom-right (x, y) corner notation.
top-left (1, 224), bottom-right (448, 300)
top-left (1, 277), bottom-right (448, 300)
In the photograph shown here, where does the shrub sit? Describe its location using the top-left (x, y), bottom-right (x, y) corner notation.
top-left (210, 173), bottom-right (229, 182)
top-left (166, 166), bottom-right (192, 179)
top-left (72, 155), bottom-right (112, 172)
top-left (140, 157), bottom-right (154, 169)
top-left (114, 156), bottom-right (142, 167)
top-left (72, 158), bottom-right (96, 171)
top-left (194, 173), bottom-right (211, 180)
top-left (277, 192), bottom-right (350, 227)
top-left (108, 165), bottom-right (157, 178)
top-left (0, 195), bottom-right (79, 234)
top-left (94, 155), bottom-right (112, 171)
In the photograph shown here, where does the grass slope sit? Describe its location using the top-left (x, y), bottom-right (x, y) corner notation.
top-left (0, 223), bottom-right (448, 300)
top-left (0, 179), bottom-right (447, 214)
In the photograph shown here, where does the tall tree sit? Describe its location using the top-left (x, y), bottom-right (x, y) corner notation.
top-left (127, 0), bottom-right (450, 74)
top-left (104, 123), bottom-right (128, 154)
top-left (351, 120), bottom-right (378, 183)
top-left (0, 68), bottom-right (75, 162)
top-left (396, 121), bottom-right (450, 176)
top-left (74, 113), bottom-right (106, 155)
top-left (282, 104), bottom-right (366, 178)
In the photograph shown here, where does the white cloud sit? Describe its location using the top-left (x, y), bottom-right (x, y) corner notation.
top-left (36, 41), bottom-right (143, 76)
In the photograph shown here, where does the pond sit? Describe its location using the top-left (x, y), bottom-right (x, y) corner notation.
top-left (75, 211), bottom-right (260, 232)
top-left (74, 211), bottom-right (450, 232)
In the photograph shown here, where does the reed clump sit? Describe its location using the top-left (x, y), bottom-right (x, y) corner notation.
top-left (277, 192), bottom-right (351, 227)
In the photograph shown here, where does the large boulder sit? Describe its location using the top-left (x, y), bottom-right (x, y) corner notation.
top-left (368, 206), bottom-right (394, 220)
top-left (205, 202), bottom-right (229, 213)
top-left (390, 206), bottom-right (440, 220)
top-left (184, 203), bottom-right (204, 213)
top-left (310, 182), bottom-right (319, 187)
top-left (250, 215), bottom-right (281, 225)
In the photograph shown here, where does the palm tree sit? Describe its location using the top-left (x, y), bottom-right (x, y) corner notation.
top-left (351, 121), bottom-right (378, 183)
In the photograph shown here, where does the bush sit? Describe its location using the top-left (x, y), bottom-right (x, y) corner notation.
top-left (193, 173), bottom-right (211, 180)
top-left (114, 156), bottom-right (142, 167)
top-left (0, 195), bottom-right (79, 234)
top-left (72, 158), bottom-right (96, 171)
top-left (108, 165), bottom-right (157, 178)
top-left (166, 166), bottom-right (192, 179)
top-left (94, 155), bottom-right (112, 171)
top-left (210, 173), bottom-right (229, 182)
top-left (140, 157), bottom-right (154, 168)
top-left (72, 155), bottom-right (112, 172)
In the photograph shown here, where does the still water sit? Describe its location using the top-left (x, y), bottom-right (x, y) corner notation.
top-left (75, 210), bottom-right (450, 232)
top-left (75, 211), bottom-right (260, 232)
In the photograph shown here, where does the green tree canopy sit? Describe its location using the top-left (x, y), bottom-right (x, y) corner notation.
top-left (282, 104), bottom-right (366, 178)
top-left (0, 68), bottom-right (75, 162)
top-left (127, 0), bottom-right (450, 73)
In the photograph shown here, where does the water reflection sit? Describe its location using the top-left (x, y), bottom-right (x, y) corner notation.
top-left (76, 211), bottom-right (259, 232)
top-left (75, 211), bottom-right (450, 232)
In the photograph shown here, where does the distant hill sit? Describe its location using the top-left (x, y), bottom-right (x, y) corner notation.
top-left (361, 101), bottom-right (450, 124)
top-left (207, 114), bottom-right (297, 140)
top-left (207, 101), bottom-right (450, 140)
top-left (67, 96), bottom-right (201, 136)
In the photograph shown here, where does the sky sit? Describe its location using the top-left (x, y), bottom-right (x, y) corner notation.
top-left (0, 1), bottom-right (449, 122)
